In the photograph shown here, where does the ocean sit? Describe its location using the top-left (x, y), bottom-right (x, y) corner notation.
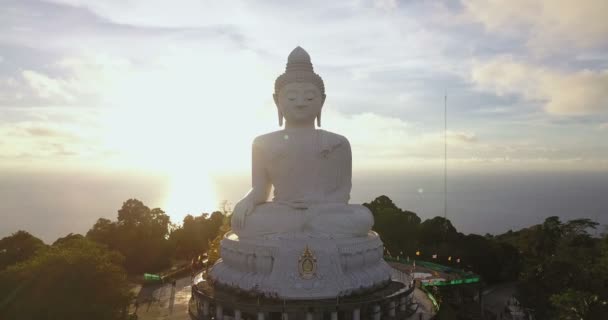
top-left (1, 169), bottom-right (607, 243)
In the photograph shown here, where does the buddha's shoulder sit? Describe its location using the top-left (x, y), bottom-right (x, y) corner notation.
top-left (252, 130), bottom-right (349, 145)
top-left (318, 130), bottom-right (350, 153)
top-left (319, 130), bottom-right (349, 145)
top-left (252, 131), bottom-right (286, 147)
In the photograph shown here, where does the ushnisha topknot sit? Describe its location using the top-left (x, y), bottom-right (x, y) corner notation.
top-left (274, 46), bottom-right (325, 95)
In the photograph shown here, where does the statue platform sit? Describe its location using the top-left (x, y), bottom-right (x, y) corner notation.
top-left (209, 231), bottom-right (393, 299)
top-left (191, 268), bottom-right (416, 320)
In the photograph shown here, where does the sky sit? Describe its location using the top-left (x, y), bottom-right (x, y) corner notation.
top-left (1, 1), bottom-right (607, 240)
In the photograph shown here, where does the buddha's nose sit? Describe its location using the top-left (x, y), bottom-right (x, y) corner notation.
top-left (296, 104), bottom-right (308, 110)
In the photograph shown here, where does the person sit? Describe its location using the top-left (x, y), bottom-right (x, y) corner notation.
top-left (230, 47), bottom-right (373, 239)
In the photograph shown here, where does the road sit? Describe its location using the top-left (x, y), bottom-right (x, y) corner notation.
top-left (483, 282), bottom-right (517, 319)
top-left (411, 288), bottom-right (437, 320)
top-left (131, 276), bottom-right (193, 320)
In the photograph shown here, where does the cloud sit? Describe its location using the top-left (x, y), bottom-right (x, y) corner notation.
top-left (0, 76), bottom-right (20, 103)
top-left (22, 70), bottom-right (76, 102)
top-left (0, 53), bottom-right (136, 107)
top-left (0, 120), bottom-right (94, 160)
top-left (5, 1), bottom-right (474, 119)
top-left (462, 0), bottom-right (608, 51)
top-left (38, 0), bottom-right (454, 70)
top-left (1, 0), bottom-right (604, 173)
top-left (373, 0), bottom-right (398, 11)
top-left (24, 125), bottom-right (68, 137)
top-left (599, 123), bottom-right (608, 131)
top-left (44, 0), bottom-right (251, 28)
top-left (448, 131), bottom-right (477, 143)
top-left (471, 57), bottom-right (608, 115)
top-left (323, 110), bottom-right (484, 170)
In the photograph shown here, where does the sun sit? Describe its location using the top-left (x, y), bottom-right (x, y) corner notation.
top-left (162, 166), bottom-right (219, 224)
top-left (95, 48), bottom-right (277, 224)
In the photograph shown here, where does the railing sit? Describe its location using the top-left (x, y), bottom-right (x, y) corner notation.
top-left (385, 256), bottom-right (481, 287)
top-left (190, 281), bottom-right (416, 319)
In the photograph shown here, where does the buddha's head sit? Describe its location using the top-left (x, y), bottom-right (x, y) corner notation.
top-left (274, 47), bottom-right (326, 127)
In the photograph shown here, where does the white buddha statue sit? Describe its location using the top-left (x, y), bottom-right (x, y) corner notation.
top-left (211, 47), bottom-right (392, 299)
top-left (231, 46), bottom-right (373, 239)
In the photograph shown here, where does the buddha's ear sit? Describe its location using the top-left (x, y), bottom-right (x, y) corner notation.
top-left (273, 93), bottom-right (279, 107)
top-left (321, 93), bottom-right (326, 105)
top-left (274, 93), bottom-right (283, 126)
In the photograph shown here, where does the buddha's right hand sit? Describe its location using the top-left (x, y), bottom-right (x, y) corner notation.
top-left (231, 197), bottom-right (256, 230)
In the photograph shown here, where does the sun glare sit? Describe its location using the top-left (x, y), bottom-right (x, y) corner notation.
top-left (162, 166), bottom-right (219, 224)
top-left (94, 48), bottom-right (276, 223)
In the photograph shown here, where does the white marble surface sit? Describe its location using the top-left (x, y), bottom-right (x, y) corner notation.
top-left (209, 231), bottom-right (392, 299)
top-left (211, 47), bottom-right (393, 299)
top-left (230, 47), bottom-right (371, 238)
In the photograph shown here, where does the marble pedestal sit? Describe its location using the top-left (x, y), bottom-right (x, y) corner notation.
top-left (209, 231), bottom-right (392, 299)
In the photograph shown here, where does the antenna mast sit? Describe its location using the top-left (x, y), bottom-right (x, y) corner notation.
top-left (444, 93), bottom-right (447, 220)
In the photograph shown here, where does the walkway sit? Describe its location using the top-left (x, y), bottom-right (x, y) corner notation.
top-left (410, 288), bottom-right (436, 320)
top-left (130, 269), bottom-right (430, 320)
top-left (130, 275), bottom-right (192, 320)
top-left (483, 282), bottom-right (519, 319)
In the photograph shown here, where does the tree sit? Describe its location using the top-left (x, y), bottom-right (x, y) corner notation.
top-left (449, 234), bottom-right (520, 283)
top-left (364, 195), bottom-right (608, 319)
top-left (52, 233), bottom-right (85, 246)
top-left (0, 237), bottom-right (131, 320)
top-left (86, 218), bottom-right (117, 248)
top-left (364, 195), bottom-right (421, 256)
top-left (550, 289), bottom-right (605, 320)
top-left (513, 217), bottom-right (607, 318)
top-left (418, 216), bottom-right (458, 247)
top-left (0, 231), bottom-right (46, 271)
top-left (86, 199), bottom-right (172, 274)
top-left (169, 211), bottom-right (225, 260)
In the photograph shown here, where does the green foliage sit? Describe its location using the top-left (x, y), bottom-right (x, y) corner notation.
top-left (368, 196), bottom-right (606, 318)
top-left (0, 237), bottom-right (131, 320)
top-left (455, 234), bottom-right (520, 283)
top-left (52, 233), bottom-right (85, 246)
top-left (86, 199), bottom-right (172, 274)
top-left (549, 289), bottom-right (605, 320)
top-left (169, 211), bottom-right (224, 259)
top-left (1, 195), bottom-right (602, 320)
top-left (364, 195), bottom-right (421, 256)
top-left (365, 196), bottom-right (519, 284)
top-left (0, 231), bottom-right (46, 271)
top-left (512, 217), bottom-right (607, 319)
top-left (418, 216), bottom-right (458, 246)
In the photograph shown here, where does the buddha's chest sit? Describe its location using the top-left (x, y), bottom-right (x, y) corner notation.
top-left (271, 141), bottom-right (325, 172)
top-left (266, 138), bottom-right (342, 191)
top-left (284, 139), bottom-right (320, 159)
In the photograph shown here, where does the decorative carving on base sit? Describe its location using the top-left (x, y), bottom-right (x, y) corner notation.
top-left (209, 231), bottom-right (392, 299)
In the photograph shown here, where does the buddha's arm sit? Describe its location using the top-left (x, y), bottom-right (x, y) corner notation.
top-left (248, 139), bottom-right (272, 205)
top-left (328, 139), bottom-right (352, 203)
top-left (232, 139), bottom-right (271, 229)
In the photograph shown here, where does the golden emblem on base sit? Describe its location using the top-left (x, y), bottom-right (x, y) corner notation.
top-left (298, 245), bottom-right (317, 279)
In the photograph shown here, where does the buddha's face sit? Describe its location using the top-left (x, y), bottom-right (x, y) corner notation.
top-left (274, 82), bottom-right (325, 126)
